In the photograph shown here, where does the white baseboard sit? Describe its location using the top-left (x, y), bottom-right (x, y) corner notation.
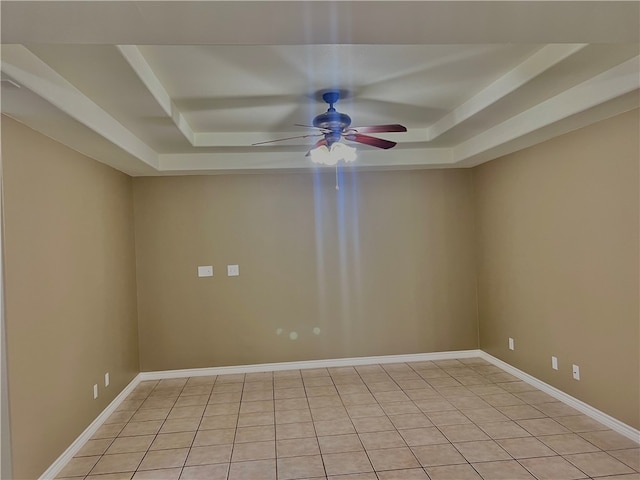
top-left (480, 352), bottom-right (640, 444)
top-left (138, 350), bottom-right (483, 381)
top-left (39, 374), bottom-right (142, 480)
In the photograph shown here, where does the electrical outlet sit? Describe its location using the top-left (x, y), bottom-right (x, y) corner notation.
top-left (93, 384), bottom-right (98, 399)
top-left (508, 338), bottom-right (514, 350)
top-left (227, 264), bottom-right (239, 276)
top-left (105, 372), bottom-right (110, 387)
top-left (197, 265), bottom-right (213, 277)
top-left (551, 356), bottom-right (558, 370)
top-left (572, 364), bottom-right (580, 380)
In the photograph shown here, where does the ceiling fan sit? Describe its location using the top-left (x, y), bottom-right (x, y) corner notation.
top-left (252, 90), bottom-right (407, 156)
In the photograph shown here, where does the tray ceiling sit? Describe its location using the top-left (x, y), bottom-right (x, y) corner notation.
top-left (1, 1), bottom-right (638, 175)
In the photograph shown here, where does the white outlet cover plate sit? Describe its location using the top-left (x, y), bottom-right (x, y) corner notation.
top-left (105, 372), bottom-right (110, 387)
top-left (198, 265), bottom-right (213, 277)
top-left (572, 364), bottom-right (580, 380)
top-left (508, 338), bottom-right (514, 350)
top-left (93, 384), bottom-right (98, 399)
top-left (227, 265), bottom-right (239, 276)
top-left (552, 356), bottom-right (558, 370)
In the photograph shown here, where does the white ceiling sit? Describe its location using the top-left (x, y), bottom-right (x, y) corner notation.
top-left (1, 1), bottom-right (638, 176)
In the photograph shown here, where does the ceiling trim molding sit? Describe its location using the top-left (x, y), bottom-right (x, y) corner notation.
top-left (116, 45), bottom-right (196, 145)
top-left (1, 45), bottom-right (160, 169)
top-left (157, 147), bottom-right (454, 173)
top-left (426, 43), bottom-right (588, 141)
top-left (453, 56), bottom-right (640, 163)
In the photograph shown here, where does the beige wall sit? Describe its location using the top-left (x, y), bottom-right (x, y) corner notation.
top-left (133, 169), bottom-right (479, 371)
top-left (474, 110), bottom-right (639, 429)
top-left (2, 117), bottom-right (140, 479)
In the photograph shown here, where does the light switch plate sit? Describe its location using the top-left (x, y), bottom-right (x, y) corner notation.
top-left (198, 265), bottom-right (213, 277)
top-left (508, 338), bottom-right (514, 350)
top-left (551, 356), bottom-right (558, 370)
top-left (227, 265), bottom-right (239, 277)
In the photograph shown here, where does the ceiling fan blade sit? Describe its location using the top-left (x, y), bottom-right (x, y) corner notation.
top-left (349, 124), bottom-right (407, 134)
top-left (305, 138), bottom-right (328, 157)
top-left (345, 133), bottom-right (397, 149)
top-left (252, 133), bottom-right (323, 146)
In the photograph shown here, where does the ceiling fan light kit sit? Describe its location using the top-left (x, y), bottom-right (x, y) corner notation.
top-left (253, 90), bottom-right (407, 165)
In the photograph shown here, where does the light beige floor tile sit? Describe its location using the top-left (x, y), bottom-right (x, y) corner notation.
top-left (58, 456), bottom-right (101, 477)
top-left (307, 396), bottom-right (344, 409)
top-left (322, 451), bottom-right (374, 476)
top-left (119, 421), bottom-right (163, 437)
top-left (478, 420), bottom-right (531, 439)
top-left (277, 398), bottom-right (311, 411)
top-left (303, 376), bottom-right (334, 387)
top-left (105, 435), bottom-right (155, 454)
top-left (405, 388), bottom-right (440, 401)
top-left (76, 439), bottom-right (114, 457)
top-left (439, 424), bottom-right (489, 442)
top-left (534, 402), bottom-right (580, 417)
top-left (358, 431), bottom-right (405, 450)
top-left (314, 419), bottom-right (356, 436)
top-left (130, 408), bottom-right (171, 422)
top-left (150, 431), bottom-right (196, 450)
top-left (496, 437), bottom-right (557, 458)
top-left (376, 468), bottom-right (429, 479)
top-left (608, 448), bottom-right (640, 470)
top-left (398, 427), bottom-right (449, 446)
top-left (159, 417), bottom-right (201, 434)
top-left (425, 464), bottom-right (482, 480)
top-left (277, 454), bottom-right (326, 479)
top-left (388, 413), bottom-right (433, 429)
top-left (240, 400), bottom-right (274, 414)
top-left (350, 416), bottom-right (395, 433)
top-left (141, 398), bottom-right (176, 410)
top-left (84, 473), bottom-right (134, 480)
top-left (209, 392), bottom-right (242, 404)
top-left (174, 394), bottom-right (209, 407)
top-left (555, 414), bottom-right (609, 433)
top-left (340, 394), bottom-right (377, 406)
top-left (411, 444), bottom-right (466, 467)
top-left (515, 390), bottom-right (557, 404)
top-left (482, 393), bottom-right (525, 407)
top-left (215, 373), bottom-right (245, 384)
top-left (178, 464), bottom-right (230, 480)
top-left (228, 459), bottom-right (276, 480)
top-left (131, 467), bottom-right (181, 480)
top-left (467, 385), bottom-right (508, 396)
top-left (167, 405), bottom-right (205, 419)
top-left (497, 405), bottom-right (547, 420)
top-left (346, 405), bottom-right (385, 419)
top-left (564, 452), bottom-right (635, 477)
top-left (91, 452), bottom-right (145, 475)
top-left (277, 421), bottom-right (317, 439)
top-left (590, 474), bottom-right (640, 480)
top-left (373, 391), bottom-right (411, 403)
top-left (105, 410), bottom-right (136, 425)
top-left (238, 411), bottom-right (274, 427)
top-left (450, 396), bottom-right (491, 410)
top-left (203, 402), bottom-right (240, 416)
top-left (425, 410), bottom-right (471, 426)
top-left (453, 440), bottom-right (511, 462)
top-left (185, 444), bottom-right (233, 466)
top-left (538, 433), bottom-right (601, 455)
top-left (235, 425), bottom-right (275, 443)
top-left (277, 437), bottom-right (321, 458)
top-left (192, 428), bottom-right (235, 447)
top-left (231, 440), bottom-right (275, 462)
top-left (581, 430), bottom-right (640, 451)
top-left (275, 387), bottom-right (307, 400)
top-left (277, 408), bottom-right (313, 424)
top-left (413, 398), bottom-right (457, 413)
top-left (328, 473), bottom-right (376, 480)
top-left (318, 434), bottom-right (364, 454)
top-left (199, 414), bottom-right (237, 430)
top-left (380, 402), bottom-right (421, 416)
top-left (242, 389), bottom-right (274, 402)
top-left (306, 385), bottom-right (339, 397)
top-left (462, 407), bottom-right (510, 424)
top-left (310, 406), bottom-right (349, 422)
top-left (92, 423), bottom-right (126, 439)
top-left (367, 447), bottom-right (420, 471)
top-left (472, 460), bottom-right (536, 479)
top-left (519, 456), bottom-right (588, 480)
top-left (138, 448), bottom-right (189, 470)
top-left (180, 387), bottom-right (213, 397)
top-left (516, 418), bottom-right (570, 436)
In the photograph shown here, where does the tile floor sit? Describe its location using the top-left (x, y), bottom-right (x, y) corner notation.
top-left (56, 358), bottom-right (639, 480)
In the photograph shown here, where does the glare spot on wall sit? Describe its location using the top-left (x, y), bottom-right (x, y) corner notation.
top-left (289, 331), bottom-right (298, 340)
top-left (313, 327), bottom-right (321, 335)
top-left (276, 328), bottom-right (283, 336)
